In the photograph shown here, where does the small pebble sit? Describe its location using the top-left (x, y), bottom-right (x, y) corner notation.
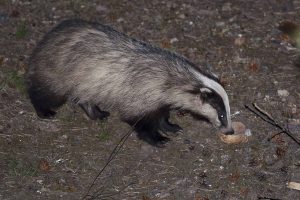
top-left (277, 89), bottom-right (289, 97)
top-left (170, 37), bottom-right (179, 44)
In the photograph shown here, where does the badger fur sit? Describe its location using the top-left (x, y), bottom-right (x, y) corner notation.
top-left (26, 19), bottom-right (233, 147)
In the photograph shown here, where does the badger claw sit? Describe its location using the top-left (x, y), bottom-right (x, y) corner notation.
top-left (159, 120), bottom-right (183, 137)
top-left (137, 130), bottom-right (170, 147)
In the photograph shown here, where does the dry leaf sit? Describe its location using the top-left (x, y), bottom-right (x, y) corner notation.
top-left (279, 34), bottom-right (293, 43)
top-left (234, 36), bottom-right (246, 46)
top-left (229, 171), bottom-right (240, 182)
top-left (270, 134), bottom-right (286, 146)
top-left (247, 61), bottom-right (259, 72)
top-left (142, 196), bottom-right (152, 200)
top-left (287, 182), bottom-right (300, 190)
top-left (219, 75), bottom-right (229, 88)
top-left (276, 147), bottom-right (286, 158)
top-left (240, 187), bottom-right (249, 196)
top-left (194, 194), bottom-right (209, 200)
top-left (39, 159), bottom-right (51, 171)
top-left (160, 38), bottom-right (171, 49)
top-left (278, 21), bottom-right (300, 47)
top-left (278, 21), bottom-right (300, 37)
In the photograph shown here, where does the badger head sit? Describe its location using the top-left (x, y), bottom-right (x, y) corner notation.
top-left (179, 70), bottom-right (234, 135)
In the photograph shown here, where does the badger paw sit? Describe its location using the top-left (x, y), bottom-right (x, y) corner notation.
top-left (160, 121), bottom-right (183, 137)
top-left (79, 102), bottom-right (110, 120)
top-left (138, 131), bottom-right (170, 148)
top-left (36, 109), bottom-right (57, 119)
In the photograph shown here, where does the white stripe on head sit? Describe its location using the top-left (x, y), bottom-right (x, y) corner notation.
top-left (191, 69), bottom-right (232, 128)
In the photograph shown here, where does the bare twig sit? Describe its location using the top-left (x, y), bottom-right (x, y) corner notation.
top-left (82, 115), bottom-right (144, 200)
top-left (245, 104), bottom-right (300, 146)
top-left (244, 105), bottom-right (275, 125)
top-left (267, 131), bottom-right (284, 141)
top-left (91, 182), bottom-right (135, 200)
top-left (257, 197), bottom-right (282, 200)
top-left (253, 103), bottom-right (274, 122)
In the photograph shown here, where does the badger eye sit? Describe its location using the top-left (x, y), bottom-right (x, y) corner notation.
top-left (220, 115), bottom-right (224, 118)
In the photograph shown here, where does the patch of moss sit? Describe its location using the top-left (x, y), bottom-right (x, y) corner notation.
top-left (96, 121), bottom-right (110, 141)
top-left (8, 159), bottom-right (38, 177)
top-left (15, 22), bottom-right (28, 39)
top-left (1, 70), bottom-right (26, 93)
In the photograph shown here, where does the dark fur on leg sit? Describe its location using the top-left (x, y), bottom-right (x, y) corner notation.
top-left (159, 113), bottom-right (183, 136)
top-left (28, 82), bottom-right (66, 119)
top-left (79, 102), bottom-right (110, 120)
top-left (137, 129), bottom-right (170, 148)
top-left (126, 112), bottom-right (170, 147)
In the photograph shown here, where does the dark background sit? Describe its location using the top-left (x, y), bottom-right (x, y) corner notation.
top-left (0, 0), bottom-right (300, 199)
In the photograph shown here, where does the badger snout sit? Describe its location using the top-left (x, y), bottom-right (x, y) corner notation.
top-left (220, 127), bottom-right (234, 135)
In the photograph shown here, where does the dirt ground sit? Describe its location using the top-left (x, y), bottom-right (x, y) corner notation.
top-left (0, 0), bottom-right (300, 199)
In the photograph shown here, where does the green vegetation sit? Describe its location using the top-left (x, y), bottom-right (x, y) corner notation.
top-left (0, 70), bottom-right (26, 93)
top-left (8, 159), bottom-right (38, 177)
top-left (96, 121), bottom-right (110, 141)
top-left (15, 22), bottom-right (28, 39)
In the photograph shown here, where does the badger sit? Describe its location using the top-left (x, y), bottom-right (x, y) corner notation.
top-left (26, 19), bottom-right (233, 147)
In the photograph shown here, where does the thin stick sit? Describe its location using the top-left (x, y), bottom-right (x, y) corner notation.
top-left (92, 182), bottom-right (135, 200)
top-left (245, 104), bottom-right (300, 145)
top-left (244, 105), bottom-right (275, 125)
top-left (257, 197), bottom-right (282, 200)
top-left (253, 103), bottom-right (274, 122)
top-left (82, 115), bottom-right (144, 200)
top-left (267, 131), bottom-right (284, 141)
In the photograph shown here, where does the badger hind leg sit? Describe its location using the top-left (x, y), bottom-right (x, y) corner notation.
top-left (79, 102), bottom-right (110, 120)
top-left (159, 112), bottom-right (183, 136)
top-left (28, 84), bottom-right (66, 119)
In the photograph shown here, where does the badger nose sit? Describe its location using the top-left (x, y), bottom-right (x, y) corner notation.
top-left (221, 127), bottom-right (235, 135)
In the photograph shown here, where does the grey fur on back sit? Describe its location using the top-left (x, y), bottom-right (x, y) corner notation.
top-left (27, 19), bottom-right (220, 122)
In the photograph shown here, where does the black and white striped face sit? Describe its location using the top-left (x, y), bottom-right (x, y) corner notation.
top-left (190, 70), bottom-right (233, 133)
top-left (199, 87), bottom-right (230, 129)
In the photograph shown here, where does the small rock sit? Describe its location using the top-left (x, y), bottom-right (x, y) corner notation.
top-left (264, 95), bottom-right (270, 101)
top-left (245, 129), bottom-right (252, 136)
top-left (178, 13), bottom-right (186, 19)
top-left (216, 21), bottom-right (225, 27)
top-left (61, 134), bottom-right (68, 139)
top-left (234, 35), bottom-right (246, 46)
top-left (96, 5), bottom-right (109, 13)
top-left (222, 3), bottom-right (232, 12)
top-left (198, 9), bottom-right (215, 16)
top-left (277, 89), bottom-right (289, 97)
top-left (116, 17), bottom-right (124, 23)
top-left (170, 37), bottom-right (179, 44)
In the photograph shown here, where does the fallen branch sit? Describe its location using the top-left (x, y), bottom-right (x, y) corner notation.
top-left (258, 197), bottom-right (282, 200)
top-left (82, 115), bottom-right (145, 200)
top-left (245, 103), bottom-right (300, 146)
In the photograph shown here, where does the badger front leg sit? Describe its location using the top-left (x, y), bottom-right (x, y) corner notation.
top-left (79, 102), bottom-right (110, 120)
top-left (125, 115), bottom-right (170, 147)
top-left (158, 112), bottom-right (183, 136)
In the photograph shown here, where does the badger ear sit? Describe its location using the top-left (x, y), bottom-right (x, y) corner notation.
top-left (200, 88), bottom-right (213, 93)
top-left (200, 87), bottom-right (212, 99)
